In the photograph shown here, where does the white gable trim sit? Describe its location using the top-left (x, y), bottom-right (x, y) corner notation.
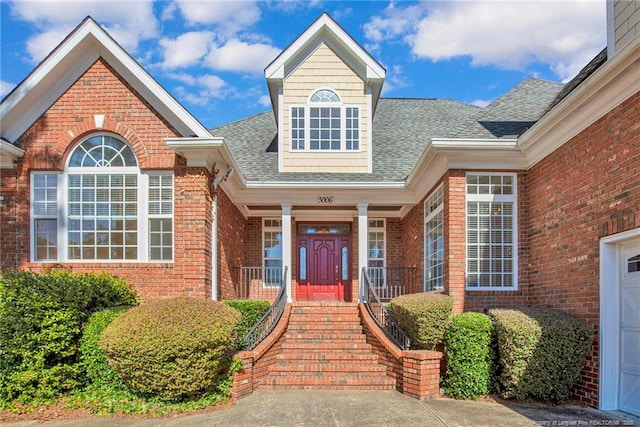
top-left (0, 140), bottom-right (25, 168)
top-left (0, 17), bottom-right (212, 143)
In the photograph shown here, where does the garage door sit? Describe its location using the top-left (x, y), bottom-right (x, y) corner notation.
top-left (620, 240), bottom-right (640, 417)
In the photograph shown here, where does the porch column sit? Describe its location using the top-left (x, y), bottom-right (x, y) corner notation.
top-left (281, 203), bottom-right (293, 302)
top-left (357, 203), bottom-right (369, 302)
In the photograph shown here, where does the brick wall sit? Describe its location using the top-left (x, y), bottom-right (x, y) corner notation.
top-left (0, 58), bottom-right (215, 300)
top-left (217, 187), bottom-right (247, 300)
top-left (401, 198), bottom-right (424, 294)
top-left (526, 90), bottom-right (640, 407)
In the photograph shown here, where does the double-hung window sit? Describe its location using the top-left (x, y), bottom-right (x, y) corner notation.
top-left (367, 219), bottom-right (386, 288)
top-left (263, 219), bottom-right (283, 285)
top-left (466, 173), bottom-right (517, 290)
top-left (424, 185), bottom-right (444, 291)
top-left (290, 88), bottom-right (360, 151)
top-left (31, 134), bottom-right (174, 262)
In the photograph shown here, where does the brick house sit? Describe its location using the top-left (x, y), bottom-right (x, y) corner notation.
top-left (1, 2), bottom-right (638, 415)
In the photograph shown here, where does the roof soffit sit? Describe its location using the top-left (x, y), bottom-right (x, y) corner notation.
top-left (0, 17), bottom-right (211, 143)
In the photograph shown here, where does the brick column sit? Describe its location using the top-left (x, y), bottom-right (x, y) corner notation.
top-left (401, 350), bottom-right (442, 400)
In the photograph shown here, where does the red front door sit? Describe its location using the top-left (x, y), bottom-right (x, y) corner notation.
top-left (297, 233), bottom-right (351, 301)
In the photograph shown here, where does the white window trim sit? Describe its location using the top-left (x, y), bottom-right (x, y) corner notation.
top-left (30, 137), bottom-right (174, 263)
top-left (465, 172), bottom-right (518, 291)
top-left (367, 219), bottom-right (386, 288)
top-left (289, 87), bottom-right (361, 153)
top-left (147, 172), bottom-right (175, 262)
top-left (424, 184), bottom-right (444, 292)
top-left (262, 218), bottom-right (283, 287)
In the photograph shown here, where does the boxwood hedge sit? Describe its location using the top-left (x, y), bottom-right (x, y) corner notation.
top-left (443, 312), bottom-right (494, 399)
top-left (100, 298), bottom-right (241, 401)
top-left (222, 299), bottom-right (270, 349)
top-left (387, 293), bottom-right (453, 350)
top-left (489, 307), bottom-right (592, 402)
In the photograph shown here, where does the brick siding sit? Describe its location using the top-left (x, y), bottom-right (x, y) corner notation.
top-left (525, 90), bottom-right (640, 407)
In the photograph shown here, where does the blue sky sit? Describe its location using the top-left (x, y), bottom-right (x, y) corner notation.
top-left (1, 1), bottom-right (606, 129)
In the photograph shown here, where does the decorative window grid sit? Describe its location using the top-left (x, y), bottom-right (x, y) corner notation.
top-left (367, 219), bottom-right (386, 288)
top-left (466, 173), bottom-right (518, 290)
top-left (30, 134), bottom-right (174, 263)
top-left (424, 185), bottom-right (444, 291)
top-left (290, 88), bottom-right (360, 152)
top-left (263, 219), bottom-right (283, 285)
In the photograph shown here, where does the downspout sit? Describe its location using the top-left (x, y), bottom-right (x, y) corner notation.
top-left (211, 166), bottom-right (234, 300)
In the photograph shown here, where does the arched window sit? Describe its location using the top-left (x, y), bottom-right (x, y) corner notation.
top-left (290, 88), bottom-right (360, 151)
top-left (31, 134), bottom-right (174, 262)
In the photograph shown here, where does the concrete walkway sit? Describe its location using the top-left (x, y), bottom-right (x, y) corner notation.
top-left (8, 390), bottom-right (635, 427)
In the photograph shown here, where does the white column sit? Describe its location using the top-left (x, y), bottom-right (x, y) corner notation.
top-left (357, 203), bottom-right (369, 302)
top-left (281, 203), bottom-right (293, 302)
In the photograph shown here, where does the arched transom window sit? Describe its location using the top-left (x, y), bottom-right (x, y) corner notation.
top-left (291, 88), bottom-right (360, 151)
top-left (31, 134), bottom-right (174, 262)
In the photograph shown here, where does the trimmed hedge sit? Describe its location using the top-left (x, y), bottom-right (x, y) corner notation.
top-left (387, 293), bottom-right (453, 350)
top-left (222, 300), bottom-right (270, 349)
top-left (79, 308), bottom-right (126, 389)
top-left (0, 270), bottom-right (139, 405)
top-left (100, 298), bottom-right (241, 401)
top-left (443, 312), bottom-right (494, 399)
top-left (489, 307), bottom-right (592, 402)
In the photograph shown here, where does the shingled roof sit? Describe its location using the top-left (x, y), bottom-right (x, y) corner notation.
top-left (211, 78), bottom-right (564, 183)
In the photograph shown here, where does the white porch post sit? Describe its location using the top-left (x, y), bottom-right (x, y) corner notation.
top-left (357, 203), bottom-right (368, 302)
top-left (281, 203), bottom-right (293, 302)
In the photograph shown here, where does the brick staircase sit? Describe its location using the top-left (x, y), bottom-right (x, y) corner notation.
top-left (259, 301), bottom-right (396, 390)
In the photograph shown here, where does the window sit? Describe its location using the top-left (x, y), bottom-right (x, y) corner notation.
top-left (424, 185), bottom-right (444, 291)
top-left (290, 88), bottom-right (360, 151)
top-left (367, 219), bottom-right (386, 287)
top-left (466, 173), bottom-right (517, 290)
top-left (263, 219), bottom-right (283, 285)
top-left (30, 134), bottom-right (173, 262)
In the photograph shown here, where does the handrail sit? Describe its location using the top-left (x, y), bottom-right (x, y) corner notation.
top-left (361, 267), bottom-right (411, 350)
top-left (243, 266), bottom-right (288, 351)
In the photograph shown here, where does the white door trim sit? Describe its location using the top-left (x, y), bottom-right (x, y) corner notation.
top-left (599, 227), bottom-right (640, 411)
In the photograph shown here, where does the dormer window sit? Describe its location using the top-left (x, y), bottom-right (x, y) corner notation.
top-left (291, 88), bottom-right (360, 151)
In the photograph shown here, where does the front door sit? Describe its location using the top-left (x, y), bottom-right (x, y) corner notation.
top-left (296, 226), bottom-right (351, 301)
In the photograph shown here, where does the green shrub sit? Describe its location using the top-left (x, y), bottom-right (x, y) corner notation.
top-left (100, 298), bottom-right (241, 401)
top-left (79, 308), bottom-right (126, 389)
top-left (443, 312), bottom-right (494, 399)
top-left (489, 307), bottom-right (592, 402)
top-left (387, 293), bottom-right (453, 350)
top-left (0, 269), bottom-right (139, 405)
top-left (223, 299), bottom-right (270, 349)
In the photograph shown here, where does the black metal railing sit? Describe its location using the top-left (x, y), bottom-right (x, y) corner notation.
top-left (233, 266), bottom-right (283, 302)
top-left (361, 267), bottom-right (411, 350)
top-left (243, 267), bottom-right (288, 351)
top-left (367, 266), bottom-right (417, 301)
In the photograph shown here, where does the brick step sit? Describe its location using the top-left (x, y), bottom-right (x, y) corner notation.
top-left (258, 374), bottom-right (396, 389)
top-left (279, 341), bottom-right (373, 351)
top-left (283, 332), bottom-right (367, 342)
top-left (286, 323), bottom-right (363, 331)
top-left (288, 315), bottom-right (361, 323)
top-left (270, 362), bottom-right (387, 374)
top-left (274, 351), bottom-right (379, 362)
top-left (291, 306), bottom-right (359, 314)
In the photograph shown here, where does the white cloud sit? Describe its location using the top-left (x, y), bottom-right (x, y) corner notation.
top-left (470, 99), bottom-right (492, 108)
top-left (175, 0), bottom-right (260, 35)
top-left (364, 1), bottom-right (605, 82)
top-left (159, 31), bottom-right (215, 69)
top-left (381, 64), bottom-right (410, 95)
top-left (205, 39), bottom-right (280, 74)
top-left (171, 73), bottom-right (233, 106)
top-left (8, 0), bottom-right (158, 63)
top-left (258, 94), bottom-right (271, 107)
top-left (1, 80), bottom-right (17, 97)
top-left (409, 1), bottom-right (605, 82)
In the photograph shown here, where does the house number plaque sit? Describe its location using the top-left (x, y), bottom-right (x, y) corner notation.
top-left (317, 196), bottom-right (335, 204)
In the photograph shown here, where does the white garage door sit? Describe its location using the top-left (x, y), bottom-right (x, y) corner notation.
top-left (620, 240), bottom-right (640, 417)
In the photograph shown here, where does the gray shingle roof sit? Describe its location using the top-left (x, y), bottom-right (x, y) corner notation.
top-left (211, 78), bottom-right (564, 183)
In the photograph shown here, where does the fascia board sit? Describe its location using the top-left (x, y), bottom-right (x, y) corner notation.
top-left (519, 35), bottom-right (640, 168)
top-left (0, 140), bottom-right (26, 168)
top-left (244, 180), bottom-right (405, 189)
